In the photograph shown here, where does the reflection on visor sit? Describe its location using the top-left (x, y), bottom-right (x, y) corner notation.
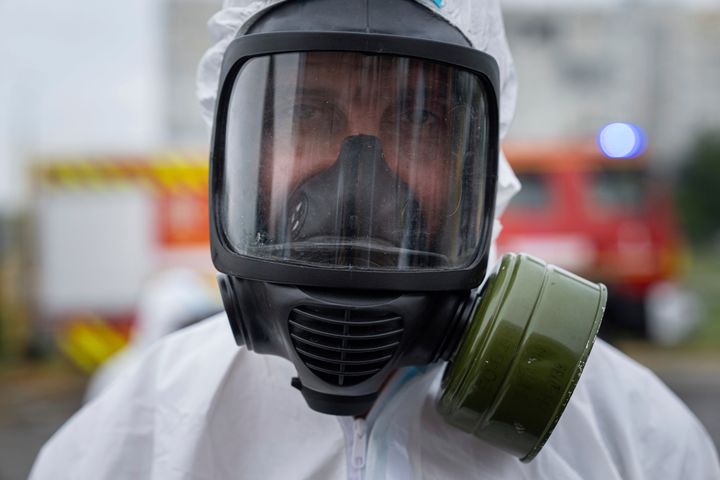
top-left (222, 52), bottom-right (491, 271)
top-left (250, 241), bottom-right (449, 269)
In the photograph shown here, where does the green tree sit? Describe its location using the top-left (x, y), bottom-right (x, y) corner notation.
top-left (677, 132), bottom-right (720, 245)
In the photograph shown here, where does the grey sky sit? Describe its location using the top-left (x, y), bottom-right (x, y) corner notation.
top-left (502, 0), bottom-right (720, 7)
top-left (0, 0), bottom-right (163, 154)
top-left (0, 0), bottom-right (166, 211)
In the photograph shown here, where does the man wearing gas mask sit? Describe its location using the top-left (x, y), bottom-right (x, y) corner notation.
top-left (31, 0), bottom-right (719, 478)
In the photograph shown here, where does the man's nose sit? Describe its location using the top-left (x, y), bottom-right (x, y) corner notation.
top-left (345, 102), bottom-right (384, 137)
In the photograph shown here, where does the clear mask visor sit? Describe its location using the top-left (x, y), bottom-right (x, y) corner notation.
top-left (221, 52), bottom-right (491, 270)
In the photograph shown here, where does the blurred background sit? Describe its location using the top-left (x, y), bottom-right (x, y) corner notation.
top-left (0, 0), bottom-right (718, 478)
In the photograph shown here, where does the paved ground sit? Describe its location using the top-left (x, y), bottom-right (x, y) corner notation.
top-left (662, 372), bottom-right (720, 448)
top-left (0, 364), bottom-right (86, 480)
top-left (0, 347), bottom-right (718, 480)
top-left (618, 342), bottom-right (720, 449)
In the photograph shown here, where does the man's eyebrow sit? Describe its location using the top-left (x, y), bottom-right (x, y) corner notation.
top-left (400, 86), bottom-right (451, 103)
top-left (273, 84), bottom-right (451, 103)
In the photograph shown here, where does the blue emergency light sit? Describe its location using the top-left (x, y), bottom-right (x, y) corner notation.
top-left (597, 122), bottom-right (646, 159)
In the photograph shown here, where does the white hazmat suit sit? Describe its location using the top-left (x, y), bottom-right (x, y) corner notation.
top-left (31, 1), bottom-right (720, 478)
top-left (84, 268), bottom-right (221, 402)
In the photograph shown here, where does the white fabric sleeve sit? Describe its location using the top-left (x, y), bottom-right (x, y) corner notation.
top-left (548, 340), bottom-right (720, 479)
top-left (29, 315), bottom-right (240, 480)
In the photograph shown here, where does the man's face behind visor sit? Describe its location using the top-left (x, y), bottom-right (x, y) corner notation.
top-left (221, 52), bottom-right (491, 271)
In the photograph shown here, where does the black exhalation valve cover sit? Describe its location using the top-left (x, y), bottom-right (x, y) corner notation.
top-left (288, 304), bottom-right (405, 387)
top-left (218, 274), bottom-right (469, 416)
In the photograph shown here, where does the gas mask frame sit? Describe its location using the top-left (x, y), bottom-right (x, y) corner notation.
top-left (210, 31), bottom-right (501, 292)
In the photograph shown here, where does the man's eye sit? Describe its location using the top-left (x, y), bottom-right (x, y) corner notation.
top-left (288, 101), bottom-right (346, 136)
top-left (292, 102), bottom-right (342, 126)
top-left (406, 109), bottom-right (429, 123)
top-left (400, 107), bottom-right (441, 127)
top-left (295, 104), bottom-right (323, 120)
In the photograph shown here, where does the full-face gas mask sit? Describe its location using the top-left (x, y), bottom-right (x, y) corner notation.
top-left (210, 0), bottom-right (606, 462)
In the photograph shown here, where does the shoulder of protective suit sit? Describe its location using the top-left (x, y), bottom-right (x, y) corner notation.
top-left (543, 339), bottom-right (720, 479)
top-left (29, 313), bottom-right (307, 480)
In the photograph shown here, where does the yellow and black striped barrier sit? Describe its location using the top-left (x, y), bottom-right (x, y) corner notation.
top-left (34, 154), bottom-right (209, 194)
top-left (56, 314), bottom-right (130, 373)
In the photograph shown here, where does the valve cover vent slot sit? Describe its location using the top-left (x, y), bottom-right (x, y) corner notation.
top-left (289, 305), bottom-right (404, 386)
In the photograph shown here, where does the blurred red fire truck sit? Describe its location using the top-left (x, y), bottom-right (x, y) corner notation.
top-left (497, 142), bottom-right (697, 342)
